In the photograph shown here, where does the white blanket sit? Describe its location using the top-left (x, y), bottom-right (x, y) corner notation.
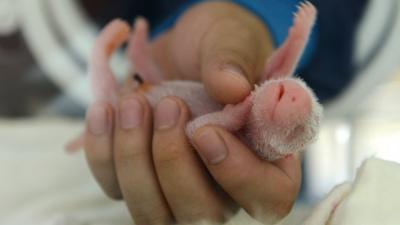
top-left (0, 119), bottom-right (131, 225)
top-left (303, 158), bottom-right (400, 225)
top-left (1, 119), bottom-right (399, 225)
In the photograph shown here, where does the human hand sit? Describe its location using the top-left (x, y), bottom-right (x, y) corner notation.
top-left (84, 94), bottom-right (301, 225)
top-left (151, 1), bottom-right (274, 104)
top-left (84, 1), bottom-right (301, 224)
top-left (85, 94), bottom-right (233, 225)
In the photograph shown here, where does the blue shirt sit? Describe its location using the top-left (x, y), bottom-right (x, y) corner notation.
top-left (94, 0), bottom-right (367, 102)
top-left (151, 0), bottom-right (317, 71)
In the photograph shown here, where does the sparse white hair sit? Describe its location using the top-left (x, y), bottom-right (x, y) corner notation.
top-left (247, 78), bottom-right (323, 160)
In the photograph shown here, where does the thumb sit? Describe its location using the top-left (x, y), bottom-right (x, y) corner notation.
top-left (192, 125), bottom-right (301, 223)
top-left (200, 17), bottom-right (273, 104)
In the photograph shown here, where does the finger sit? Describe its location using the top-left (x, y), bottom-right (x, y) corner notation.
top-left (113, 94), bottom-right (173, 225)
top-left (152, 97), bottom-right (234, 224)
top-left (199, 4), bottom-right (273, 104)
top-left (193, 126), bottom-right (301, 224)
top-left (84, 101), bottom-right (122, 199)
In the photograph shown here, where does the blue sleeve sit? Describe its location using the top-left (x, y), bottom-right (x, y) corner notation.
top-left (151, 0), bottom-right (317, 71)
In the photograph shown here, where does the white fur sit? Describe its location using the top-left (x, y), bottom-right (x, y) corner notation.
top-left (247, 78), bottom-right (323, 160)
top-left (145, 78), bottom-right (322, 161)
top-left (144, 80), bottom-right (223, 118)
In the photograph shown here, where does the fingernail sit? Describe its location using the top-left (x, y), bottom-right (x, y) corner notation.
top-left (194, 128), bottom-right (228, 165)
top-left (119, 98), bottom-right (143, 130)
top-left (155, 98), bottom-right (180, 130)
top-left (87, 103), bottom-right (109, 136)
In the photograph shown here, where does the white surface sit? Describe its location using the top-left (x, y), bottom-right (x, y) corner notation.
top-left (16, 0), bottom-right (89, 104)
top-left (0, 119), bottom-right (131, 225)
top-left (306, 78), bottom-right (400, 201)
top-left (15, 0), bottom-right (129, 106)
top-left (0, 0), bottom-right (18, 35)
top-left (0, 119), bottom-right (282, 225)
top-left (325, 0), bottom-right (400, 116)
top-left (303, 158), bottom-right (400, 225)
top-left (1, 119), bottom-right (400, 225)
top-left (331, 158), bottom-right (400, 225)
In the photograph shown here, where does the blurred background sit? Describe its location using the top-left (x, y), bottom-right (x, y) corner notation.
top-left (0, 0), bottom-right (400, 223)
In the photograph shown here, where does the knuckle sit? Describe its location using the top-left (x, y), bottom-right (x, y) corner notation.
top-left (224, 177), bottom-right (247, 193)
top-left (153, 120), bottom-right (192, 167)
top-left (114, 147), bottom-right (148, 165)
top-left (113, 132), bottom-right (152, 167)
top-left (153, 141), bottom-right (186, 166)
top-left (222, 167), bottom-right (253, 191)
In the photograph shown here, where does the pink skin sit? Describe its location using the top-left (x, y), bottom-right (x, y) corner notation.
top-left (186, 1), bottom-right (321, 160)
top-left (247, 77), bottom-right (321, 160)
top-left (65, 20), bottom-right (130, 152)
top-left (262, 1), bottom-right (317, 81)
top-left (67, 1), bottom-right (322, 160)
top-left (126, 18), bottom-right (164, 84)
top-left (89, 19), bottom-right (130, 103)
top-left (254, 80), bottom-right (311, 126)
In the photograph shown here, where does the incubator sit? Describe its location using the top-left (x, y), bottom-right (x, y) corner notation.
top-left (1, 0), bottom-right (400, 224)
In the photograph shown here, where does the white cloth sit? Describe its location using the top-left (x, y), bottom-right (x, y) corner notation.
top-left (303, 158), bottom-right (400, 225)
top-left (0, 119), bottom-right (130, 225)
top-left (1, 119), bottom-right (400, 225)
top-left (0, 119), bottom-right (263, 225)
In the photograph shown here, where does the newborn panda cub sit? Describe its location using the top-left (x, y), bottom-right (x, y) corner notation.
top-left (85, 1), bottom-right (322, 161)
